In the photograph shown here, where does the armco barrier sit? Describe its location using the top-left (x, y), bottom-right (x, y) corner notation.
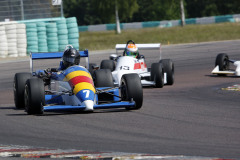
top-left (78, 14), bottom-right (240, 32)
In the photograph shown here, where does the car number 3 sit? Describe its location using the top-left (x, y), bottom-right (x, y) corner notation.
top-left (119, 66), bottom-right (130, 70)
top-left (83, 90), bottom-right (90, 98)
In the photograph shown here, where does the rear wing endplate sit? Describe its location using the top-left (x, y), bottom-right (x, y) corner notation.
top-left (115, 43), bottom-right (162, 59)
top-left (30, 50), bottom-right (89, 73)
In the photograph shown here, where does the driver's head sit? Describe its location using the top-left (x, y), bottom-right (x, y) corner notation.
top-left (125, 43), bottom-right (139, 58)
top-left (62, 45), bottom-right (80, 69)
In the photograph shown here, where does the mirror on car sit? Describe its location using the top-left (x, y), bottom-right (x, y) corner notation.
top-left (109, 54), bottom-right (118, 61)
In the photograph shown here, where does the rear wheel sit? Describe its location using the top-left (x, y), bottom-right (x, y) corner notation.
top-left (159, 59), bottom-right (174, 85)
top-left (93, 69), bottom-right (114, 87)
top-left (215, 53), bottom-right (229, 76)
top-left (120, 74), bottom-right (143, 110)
top-left (151, 63), bottom-right (164, 88)
top-left (24, 78), bottom-right (45, 115)
top-left (13, 72), bottom-right (32, 109)
top-left (100, 60), bottom-right (115, 71)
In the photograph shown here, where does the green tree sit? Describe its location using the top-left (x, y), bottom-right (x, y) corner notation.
top-left (91, 0), bottom-right (139, 24)
top-left (132, 0), bottom-right (181, 22)
top-left (185, 0), bottom-right (240, 18)
top-left (63, 0), bottom-right (101, 25)
top-left (63, 0), bottom-right (240, 25)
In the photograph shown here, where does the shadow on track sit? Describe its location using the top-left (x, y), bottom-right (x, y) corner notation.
top-left (5, 107), bottom-right (129, 116)
top-left (205, 74), bottom-right (240, 78)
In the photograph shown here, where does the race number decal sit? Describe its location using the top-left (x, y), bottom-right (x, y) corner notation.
top-left (120, 66), bottom-right (130, 70)
top-left (83, 90), bottom-right (90, 98)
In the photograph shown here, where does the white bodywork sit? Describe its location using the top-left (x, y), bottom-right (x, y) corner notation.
top-left (112, 43), bottom-right (167, 86)
top-left (212, 61), bottom-right (240, 76)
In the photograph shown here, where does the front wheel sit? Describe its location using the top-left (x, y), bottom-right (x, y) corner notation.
top-left (215, 53), bottom-right (229, 71)
top-left (120, 74), bottom-right (143, 110)
top-left (24, 78), bottom-right (45, 115)
top-left (215, 53), bottom-right (229, 76)
top-left (13, 72), bottom-right (32, 109)
top-left (93, 69), bottom-right (114, 87)
top-left (100, 60), bottom-right (115, 72)
top-left (151, 63), bottom-right (164, 88)
top-left (159, 59), bottom-right (174, 85)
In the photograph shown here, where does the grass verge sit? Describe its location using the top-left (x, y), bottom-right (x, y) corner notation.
top-left (79, 22), bottom-right (240, 51)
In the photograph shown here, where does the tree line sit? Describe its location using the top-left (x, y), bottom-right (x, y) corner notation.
top-left (63, 0), bottom-right (240, 26)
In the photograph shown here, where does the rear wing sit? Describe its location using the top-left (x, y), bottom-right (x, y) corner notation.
top-left (115, 43), bottom-right (162, 59)
top-left (30, 50), bottom-right (89, 73)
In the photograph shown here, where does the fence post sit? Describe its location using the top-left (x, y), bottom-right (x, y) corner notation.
top-left (20, 0), bottom-right (24, 20)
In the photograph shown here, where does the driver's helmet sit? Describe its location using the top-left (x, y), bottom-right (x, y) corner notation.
top-left (62, 45), bottom-right (80, 69)
top-left (125, 43), bottom-right (139, 58)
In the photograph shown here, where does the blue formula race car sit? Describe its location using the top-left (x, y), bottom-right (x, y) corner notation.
top-left (13, 47), bottom-right (143, 115)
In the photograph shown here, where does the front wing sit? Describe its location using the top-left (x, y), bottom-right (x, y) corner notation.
top-left (211, 65), bottom-right (236, 75)
top-left (211, 61), bottom-right (240, 76)
top-left (43, 101), bottom-right (135, 112)
top-left (43, 87), bottom-right (135, 112)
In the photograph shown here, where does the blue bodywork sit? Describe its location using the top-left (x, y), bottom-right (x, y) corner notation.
top-left (30, 51), bottom-right (136, 112)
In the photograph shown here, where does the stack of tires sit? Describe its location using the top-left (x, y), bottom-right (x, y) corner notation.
top-left (37, 22), bottom-right (48, 52)
top-left (26, 23), bottom-right (38, 53)
top-left (57, 19), bottom-right (68, 51)
top-left (46, 23), bottom-right (58, 52)
top-left (16, 23), bottom-right (27, 57)
top-left (66, 17), bottom-right (79, 50)
top-left (5, 24), bottom-right (18, 57)
top-left (0, 25), bottom-right (8, 58)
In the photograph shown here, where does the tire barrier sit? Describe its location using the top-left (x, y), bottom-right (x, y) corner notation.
top-left (0, 17), bottom-right (79, 58)
top-left (57, 19), bottom-right (68, 51)
top-left (46, 23), bottom-right (59, 52)
top-left (26, 23), bottom-right (38, 54)
top-left (16, 23), bottom-right (27, 57)
top-left (66, 17), bottom-right (79, 50)
top-left (0, 25), bottom-right (8, 58)
top-left (5, 24), bottom-right (18, 57)
top-left (37, 22), bottom-right (48, 52)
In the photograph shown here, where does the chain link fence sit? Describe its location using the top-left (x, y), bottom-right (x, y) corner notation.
top-left (0, 0), bottom-right (62, 22)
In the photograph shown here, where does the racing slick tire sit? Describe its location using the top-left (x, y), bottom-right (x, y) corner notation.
top-left (120, 74), bottom-right (143, 110)
top-left (100, 60), bottom-right (115, 72)
top-left (215, 53), bottom-right (229, 71)
top-left (159, 59), bottom-right (174, 85)
top-left (151, 63), bottom-right (164, 88)
top-left (24, 78), bottom-right (45, 115)
top-left (13, 72), bottom-right (32, 109)
top-left (93, 69), bottom-right (114, 87)
top-left (215, 53), bottom-right (229, 76)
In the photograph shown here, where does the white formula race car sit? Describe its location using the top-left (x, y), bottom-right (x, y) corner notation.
top-left (98, 40), bottom-right (174, 88)
top-left (212, 53), bottom-right (240, 76)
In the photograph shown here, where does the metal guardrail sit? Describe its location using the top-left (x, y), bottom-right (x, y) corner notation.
top-left (78, 14), bottom-right (240, 32)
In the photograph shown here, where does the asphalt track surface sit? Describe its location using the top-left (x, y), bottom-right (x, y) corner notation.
top-left (0, 40), bottom-right (240, 159)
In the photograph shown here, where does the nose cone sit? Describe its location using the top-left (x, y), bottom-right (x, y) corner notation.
top-left (83, 100), bottom-right (94, 111)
